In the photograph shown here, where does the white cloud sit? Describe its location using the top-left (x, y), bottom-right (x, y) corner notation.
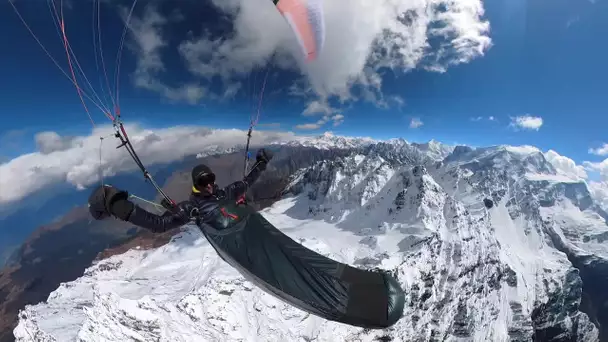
top-left (588, 181), bottom-right (608, 212)
top-left (505, 147), bottom-right (589, 182)
top-left (296, 111), bottom-right (344, 130)
top-left (125, 0), bottom-right (491, 109)
top-left (488, 116), bottom-right (495, 121)
top-left (409, 117), bottom-right (424, 129)
top-left (302, 99), bottom-right (337, 117)
top-left (0, 125), bottom-right (297, 206)
top-left (584, 158), bottom-right (608, 182)
top-left (504, 145), bottom-right (541, 155)
top-left (390, 96), bottom-right (405, 110)
top-left (589, 143), bottom-right (608, 156)
top-left (544, 150), bottom-right (588, 180)
top-left (35, 131), bottom-right (79, 154)
top-left (510, 115), bottom-right (543, 131)
top-left (332, 114), bottom-right (345, 127)
top-left (294, 123), bottom-right (321, 130)
top-left (470, 116), bottom-right (483, 122)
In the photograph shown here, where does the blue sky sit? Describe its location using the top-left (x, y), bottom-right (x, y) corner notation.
top-left (0, 0), bottom-right (606, 166)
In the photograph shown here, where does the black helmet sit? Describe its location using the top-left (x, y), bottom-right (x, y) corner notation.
top-left (191, 164), bottom-right (215, 190)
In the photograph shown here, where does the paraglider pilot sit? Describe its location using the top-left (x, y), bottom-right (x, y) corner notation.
top-left (87, 147), bottom-right (406, 329)
top-left (87, 148), bottom-right (274, 232)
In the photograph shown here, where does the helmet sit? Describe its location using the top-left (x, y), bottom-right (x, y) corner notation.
top-left (191, 164), bottom-right (215, 191)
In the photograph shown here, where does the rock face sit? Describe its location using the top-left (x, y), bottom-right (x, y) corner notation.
top-left (9, 138), bottom-right (608, 342)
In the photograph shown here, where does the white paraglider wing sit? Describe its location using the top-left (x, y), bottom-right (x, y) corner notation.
top-left (273, 0), bottom-right (325, 61)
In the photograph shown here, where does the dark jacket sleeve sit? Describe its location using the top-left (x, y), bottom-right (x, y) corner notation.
top-left (113, 199), bottom-right (191, 233)
top-left (222, 160), bottom-right (267, 200)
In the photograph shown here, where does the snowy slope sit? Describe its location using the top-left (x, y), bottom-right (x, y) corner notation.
top-left (13, 205), bottom-right (401, 342)
top-left (284, 147), bottom-right (604, 341)
top-left (13, 142), bottom-right (607, 341)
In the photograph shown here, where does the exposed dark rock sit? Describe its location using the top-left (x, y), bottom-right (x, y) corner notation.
top-left (570, 255), bottom-right (608, 342)
top-left (393, 190), bottom-right (406, 211)
top-left (531, 268), bottom-right (597, 342)
top-left (451, 301), bottom-right (472, 337)
top-left (509, 301), bottom-right (534, 341)
top-left (491, 189), bottom-right (506, 204)
top-left (359, 236), bottom-right (378, 249)
top-left (355, 257), bottom-right (383, 268)
top-left (544, 222), bottom-right (606, 341)
top-left (412, 165), bottom-right (427, 177)
top-left (505, 265), bottom-right (518, 287)
top-left (374, 334), bottom-right (393, 342)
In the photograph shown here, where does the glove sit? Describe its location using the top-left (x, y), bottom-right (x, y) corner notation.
top-left (160, 198), bottom-right (175, 211)
top-left (88, 184), bottom-right (129, 220)
top-left (256, 148), bottom-right (274, 164)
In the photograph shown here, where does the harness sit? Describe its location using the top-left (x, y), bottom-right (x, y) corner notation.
top-left (189, 193), bottom-right (250, 229)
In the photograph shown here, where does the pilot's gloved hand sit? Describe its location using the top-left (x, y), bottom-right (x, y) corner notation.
top-left (88, 184), bottom-right (129, 220)
top-left (256, 148), bottom-right (274, 164)
top-left (160, 198), bottom-right (176, 211)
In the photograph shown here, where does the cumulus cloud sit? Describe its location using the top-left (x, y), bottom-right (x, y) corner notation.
top-left (544, 150), bottom-right (588, 180)
top-left (0, 125), bottom-right (297, 206)
top-left (302, 99), bottom-right (338, 116)
top-left (35, 131), bottom-right (79, 154)
top-left (125, 0), bottom-right (491, 111)
top-left (409, 117), bottom-right (424, 129)
top-left (588, 181), bottom-right (608, 212)
top-left (505, 147), bottom-right (589, 182)
top-left (584, 159), bottom-right (608, 181)
top-left (332, 114), bottom-right (345, 127)
top-left (294, 123), bottom-right (321, 130)
top-left (504, 145), bottom-right (541, 155)
top-left (295, 112), bottom-right (344, 130)
top-left (500, 144), bottom-right (608, 209)
top-left (510, 115), bottom-right (543, 131)
top-left (589, 143), bottom-right (608, 156)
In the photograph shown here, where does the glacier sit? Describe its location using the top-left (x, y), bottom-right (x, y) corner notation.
top-left (12, 136), bottom-right (608, 342)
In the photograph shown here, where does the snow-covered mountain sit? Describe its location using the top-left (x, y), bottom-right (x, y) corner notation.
top-left (280, 131), bottom-right (378, 150)
top-left (13, 139), bottom-right (608, 342)
top-left (411, 139), bottom-right (455, 161)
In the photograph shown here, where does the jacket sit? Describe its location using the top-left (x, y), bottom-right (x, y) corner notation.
top-left (124, 161), bottom-right (267, 233)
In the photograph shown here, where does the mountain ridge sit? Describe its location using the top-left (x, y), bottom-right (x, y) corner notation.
top-left (5, 136), bottom-right (608, 341)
